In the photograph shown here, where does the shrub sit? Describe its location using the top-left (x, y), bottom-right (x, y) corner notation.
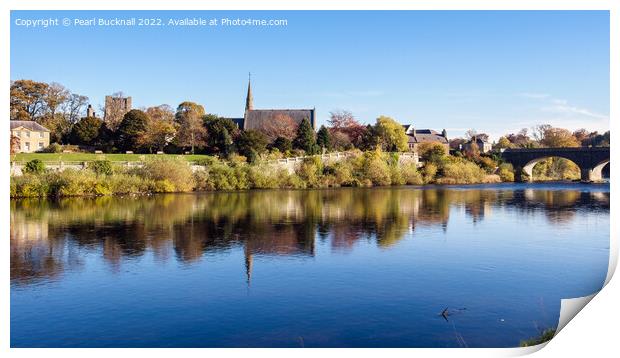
top-left (41, 143), bottom-right (62, 153)
top-left (418, 142), bottom-right (448, 164)
top-left (520, 329), bottom-right (555, 347)
top-left (23, 159), bottom-right (46, 174)
top-left (151, 179), bottom-right (176, 193)
top-left (194, 159), bottom-right (249, 191)
top-left (437, 159), bottom-right (486, 184)
top-left (296, 156), bottom-right (323, 188)
top-left (422, 162), bottom-right (438, 183)
top-left (89, 160), bottom-right (113, 176)
top-left (498, 163), bottom-right (515, 182)
top-left (477, 156), bottom-right (498, 174)
top-left (142, 157), bottom-right (194, 192)
top-left (11, 175), bottom-right (49, 197)
top-left (55, 169), bottom-right (101, 196)
top-left (326, 161), bottom-right (354, 185)
top-left (360, 150), bottom-right (391, 186)
top-left (249, 164), bottom-right (286, 189)
top-left (390, 165), bottom-right (405, 186)
top-left (401, 163), bottom-right (424, 185)
top-left (107, 173), bottom-right (152, 195)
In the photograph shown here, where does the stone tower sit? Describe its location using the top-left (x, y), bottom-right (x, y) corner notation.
top-left (104, 95), bottom-right (132, 130)
top-left (86, 104), bottom-right (95, 118)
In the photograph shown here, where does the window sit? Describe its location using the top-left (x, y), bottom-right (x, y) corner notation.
top-left (26, 131), bottom-right (30, 138)
top-left (38, 142), bottom-right (44, 149)
top-left (25, 143), bottom-right (30, 151)
top-left (40, 132), bottom-right (44, 138)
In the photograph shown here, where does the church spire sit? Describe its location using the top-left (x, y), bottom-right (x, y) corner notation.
top-left (245, 72), bottom-right (253, 111)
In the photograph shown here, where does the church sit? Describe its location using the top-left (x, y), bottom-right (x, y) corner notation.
top-left (230, 76), bottom-right (316, 131)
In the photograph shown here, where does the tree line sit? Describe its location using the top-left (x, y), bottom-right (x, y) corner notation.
top-left (11, 79), bottom-right (609, 162)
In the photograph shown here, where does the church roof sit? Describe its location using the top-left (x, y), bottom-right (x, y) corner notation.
top-left (10, 120), bottom-right (50, 132)
top-left (244, 109), bottom-right (316, 131)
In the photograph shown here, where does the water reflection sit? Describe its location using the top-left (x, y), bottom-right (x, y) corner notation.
top-left (11, 185), bottom-right (609, 286)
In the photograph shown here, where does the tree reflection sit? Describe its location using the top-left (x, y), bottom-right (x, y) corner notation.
top-left (10, 186), bottom-right (609, 285)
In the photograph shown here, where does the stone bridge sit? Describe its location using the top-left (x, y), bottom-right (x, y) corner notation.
top-left (501, 147), bottom-right (610, 182)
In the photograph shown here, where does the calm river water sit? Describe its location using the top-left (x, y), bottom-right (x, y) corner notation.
top-left (10, 183), bottom-right (609, 347)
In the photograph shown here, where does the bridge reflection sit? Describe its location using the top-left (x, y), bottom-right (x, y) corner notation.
top-left (11, 186), bottom-right (609, 285)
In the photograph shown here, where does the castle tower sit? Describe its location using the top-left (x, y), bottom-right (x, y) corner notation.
top-left (245, 73), bottom-right (253, 111)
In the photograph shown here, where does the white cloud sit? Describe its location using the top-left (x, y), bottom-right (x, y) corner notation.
top-left (542, 102), bottom-right (608, 120)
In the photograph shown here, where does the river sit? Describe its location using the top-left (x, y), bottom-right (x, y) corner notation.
top-left (10, 183), bottom-right (610, 347)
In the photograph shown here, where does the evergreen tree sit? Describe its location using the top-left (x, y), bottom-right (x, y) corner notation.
top-left (294, 118), bottom-right (317, 154)
top-left (236, 130), bottom-right (268, 162)
top-left (203, 114), bottom-right (237, 155)
top-left (70, 116), bottom-right (104, 145)
top-left (316, 125), bottom-right (331, 152)
top-left (271, 136), bottom-right (293, 153)
top-left (117, 109), bottom-right (149, 152)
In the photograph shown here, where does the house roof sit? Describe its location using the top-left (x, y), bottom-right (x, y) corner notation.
top-left (405, 128), bottom-right (448, 144)
top-left (10, 120), bottom-right (50, 132)
top-left (468, 137), bottom-right (490, 144)
top-left (244, 109), bottom-right (315, 131)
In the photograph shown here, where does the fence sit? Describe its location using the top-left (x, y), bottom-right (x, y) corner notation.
top-left (10, 151), bottom-right (420, 176)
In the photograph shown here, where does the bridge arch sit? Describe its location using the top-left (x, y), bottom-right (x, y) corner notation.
top-left (521, 156), bottom-right (581, 182)
top-left (500, 147), bottom-right (610, 182)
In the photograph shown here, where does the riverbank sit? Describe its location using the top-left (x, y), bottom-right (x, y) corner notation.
top-left (11, 150), bottom-right (504, 198)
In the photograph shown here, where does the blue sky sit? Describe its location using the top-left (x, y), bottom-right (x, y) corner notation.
top-left (11, 10), bottom-right (609, 140)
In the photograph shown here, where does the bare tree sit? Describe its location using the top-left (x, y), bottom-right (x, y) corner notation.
top-left (531, 124), bottom-right (552, 143)
top-left (62, 93), bottom-right (89, 123)
top-left (44, 82), bottom-right (70, 120)
top-left (465, 129), bottom-right (478, 140)
top-left (257, 113), bottom-right (298, 141)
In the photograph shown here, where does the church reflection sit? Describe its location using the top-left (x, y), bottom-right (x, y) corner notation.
top-left (10, 186), bottom-right (609, 285)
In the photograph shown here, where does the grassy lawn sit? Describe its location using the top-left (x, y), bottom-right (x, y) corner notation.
top-left (11, 153), bottom-right (212, 163)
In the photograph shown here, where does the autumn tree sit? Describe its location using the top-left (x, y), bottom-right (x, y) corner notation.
top-left (138, 105), bottom-right (177, 153)
top-left (175, 101), bottom-right (207, 154)
top-left (257, 113), bottom-right (298, 141)
top-left (10, 134), bottom-right (20, 155)
top-left (540, 127), bottom-right (580, 148)
top-left (10, 80), bottom-right (49, 120)
top-left (506, 128), bottom-right (534, 148)
top-left (374, 115), bottom-right (408, 152)
top-left (329, 129), bottom-right (353, 151)
top-left (328, 110), bottom-right (366, 147)
top-left (418, 142), bottom-right (448, 164)
top-left (495, 136), bottom-right (514, 150)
